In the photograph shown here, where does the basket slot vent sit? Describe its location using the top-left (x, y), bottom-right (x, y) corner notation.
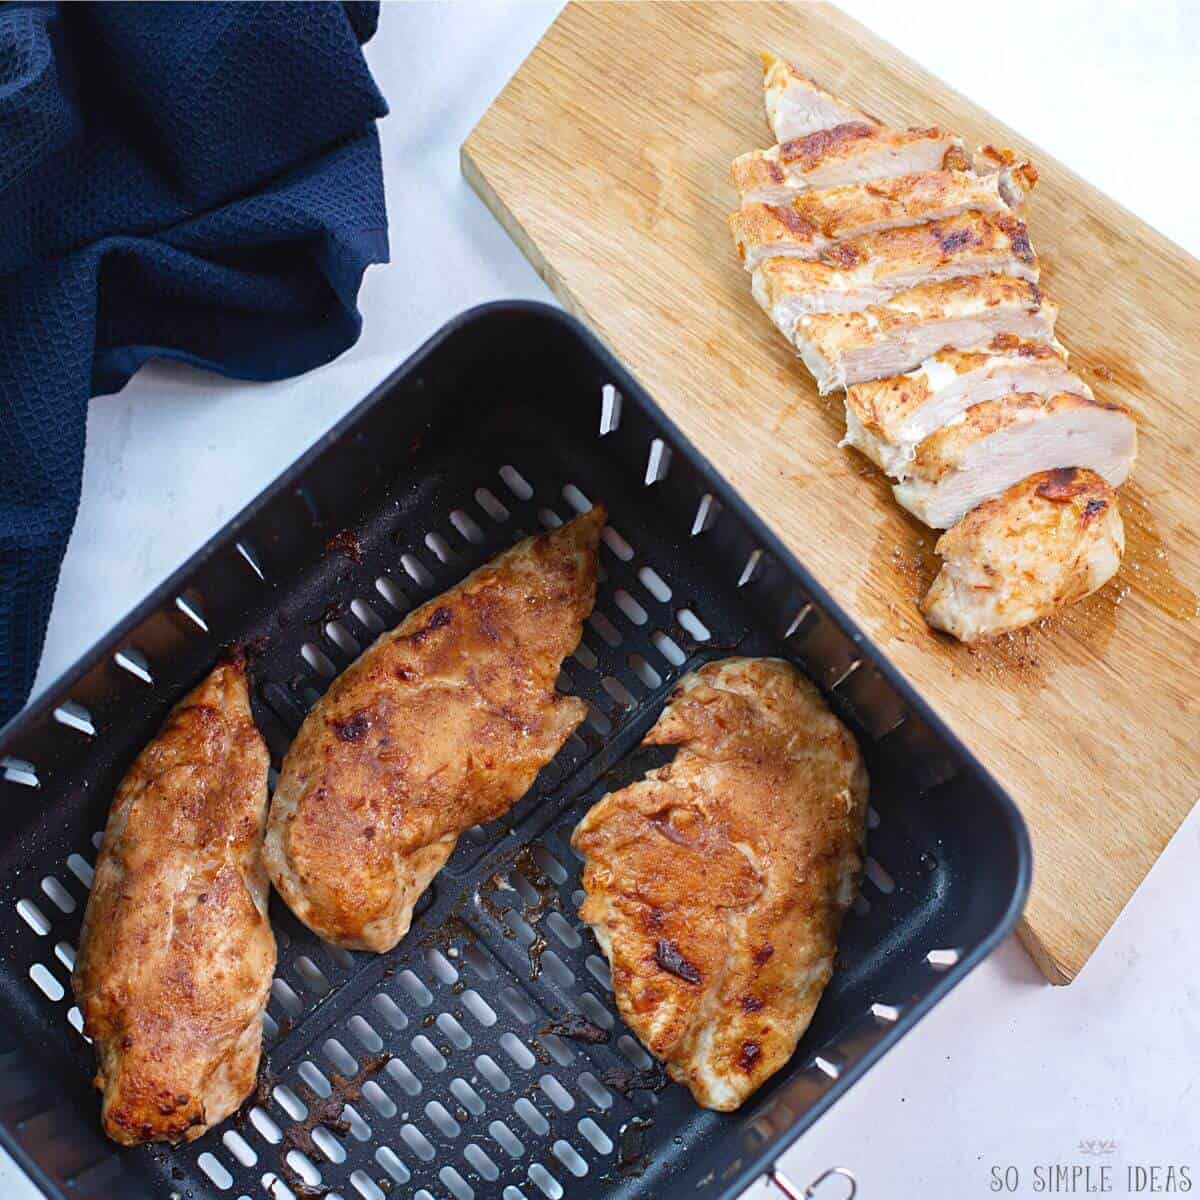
top-left (53, 701), bottom-right (95, 736)
top-left (385, 1057), bottom-right (422, 1096)
top-left (29, 963), bottom-right (64, 1002)
top-left (412, 1034), bottom-right (447, 1073)
top-left (398, 968), bottom-right (432, 1007)
top-left (501, 465), bottom-right (535, 501)
top-left (584, 955), bottom-right (612, 992)
top-left (222, 1129), bottom-right (257, 1167)
top-left (504, 1188), bottom-right (530, 1200)
top-left (362, 1079), bottom-right (396, 1119)
top-left (451, 1077), bottom-right (486, 1117)
top-left (352, 1168), bottom-right (387, 1199)
top-left (599, 384), bottom-right (622, 435)
top-left (529, 1161), bottom-right (564, 1199)
top-left (539, 1075), bottom-right (574, 1113)
top-left (577, 1072), bottom-right (613, 1110)
top-left (426, 946), bottom-right (458, 984)
top-left (553, 1139), bottom-right (589, 1177)
top-left (197, 1151), bottom-right (233, 1189)
top-left (375, 1145), bottom-right (411, 1183)
top-left (538, 1032), bottom-right (574, 1067)
top-left (600, 524), bottom-right (634, 561)
top-left (311, 1125), bottom-right (346, 1164)
top-left (426, 1099), bottom-right (460, 1138)
top-left (348, 1014), bottom-right (383, 1053)
top-left (490, 1118), bottom-right (525, 1158)
top-left (738, 549), bottom-right (764, 588)
top-left (437, 1012), bottom-right (472, 1050)
top-left (814, 1055), bottom-right (841, 1079)
top-left (350, 597), bottom-right (386, 634)
top-left (324, 620), bottom-right (361, 658)
top-left (371, 992), bottom-right (407, 1030)
top-left (586, 612), bottom-right (622, 648)
top-left (691, 493), bottom-right (721, 536)
top-left (400, 554), bottom-right (435, 590)
top-left (627, 653), bottom-right (661, 689)
top-left (425, 531), bottom-right (457, 564)
top-left (461, 989), bottom-right (497, 1027)
top-left (466, 1141), bottom-right (501, 1181)
top-left (67, 1005), bottom-right (86, 1037)
top-left (401, 1122), bottom-right (437, 1161)
top-left (561, 484), bottom-right (591, 514)
top-left (499, 985), bottom-right (536, 1023)
top-left (612, 589), bottom-right (647, 626)
top-left (578, 991), bottom-right (614, 1031)
top-left (785, 603), bottom-right (815, 639)
top-left (644, 438), bottom-right (672, 485)
top-left (345, 1101), bottom-right (372, 1141)
top-left (636, 565), bottom-right (672, 602)
top-left (374, 574), bottom-right (408, 612)
top-left (41, 876), bottom-right (76, 914)
top-left (577, 1116), bottom-right (612, 1155)
top-left (234, 539), bottom-right (265, 579)
top-left (297, 1060), bottom-right (330, 1097)
top-left (600, 677), bottom-right (636, 710)
top-left (927, 947), bottom-right (960, 969)
top-left (618, 1034), bottom-right (653, 1069)
top-left (174, 592), bottom-right (209, 632)
top-left (475, 487), bottom-right (510, 523)
top-left (2, 756), bottom-right (40, 788)
top-left (66, 853), bottom-right (94, 889)
top-left (450, 509), bottom-right (485, 545)
top-left (273, 1085), bottom-right (307, 1122)
top-left (293, 956), bottom-right (330, 996)
top-left (870, 1002), bottom-right (901, 1024)
top-left (271, 978), bottom-right (304, 1017)
top-left (323, 1037), bottom-right (358, 1076)
top-left (500, 1032), bottom-right (536, 1071)
top-left (676, 607), bottom-right (711, 642)
top-left (864, 857), bottom-right (896, 895)
top-left (54, 941), bottom-right (75, 971)
top-left (650, 630), bottom-right (685, 666)
top-left (514, 1097), bottom-right (549, 1135)
top-left (475, 1053), bottom-right (511, 1094)
top-left (285, 1149), bottom-right (322, 1188)
top-left (538, 507), bottom-right (563, 530)
top-left (463, 944), bottom-right (497, 981)
top-left (544, 911), bottom-right (580, 950)
top-left (571, 640), bottom-right (598, 671)
top-left (300, 643), bottom-right (337, 680)
top-left (16, 899), bottom-right (51, 936)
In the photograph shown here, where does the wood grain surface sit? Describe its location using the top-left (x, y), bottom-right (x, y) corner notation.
top-left (461, 1), bottom-right (1200, 983)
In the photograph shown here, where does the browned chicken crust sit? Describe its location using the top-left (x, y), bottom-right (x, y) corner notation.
top-left (264, 506), bottom-right (605, 952)
top-left (572, 658), bottom-right (868, 1111)
top-left (72, 656), bottom-right (274, 1146)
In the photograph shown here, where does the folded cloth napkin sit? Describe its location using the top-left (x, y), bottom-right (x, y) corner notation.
top-left (0, 2), bottom-right (389, 723)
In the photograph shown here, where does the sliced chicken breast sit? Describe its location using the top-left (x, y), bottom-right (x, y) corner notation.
top-left (975, 144), bottom-right (1039, 213)
top-left (729, 170), bottom-right (1009, 269)
top-left (749, 213), bottom-right (1037, 323)
top-left (761, 51), bottom-right (878, 142)
top-left (732, 126), bottom-right (965, 204)
top-left (783, 276), bottom-right (1057, 393)
top-left (843, 337), bottom-right (1084, 475)
top-left (572, 658), bottom-right (868, 1112)
top-left (922, 468), bottom-right (1123, 640)
top-left (893, 391), bottom-right (1136, 528)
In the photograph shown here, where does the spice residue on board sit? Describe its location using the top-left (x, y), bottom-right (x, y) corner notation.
top-left (1116, 484), bottom-right (1199, 621)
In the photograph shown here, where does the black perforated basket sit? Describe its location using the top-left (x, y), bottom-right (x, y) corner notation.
top-left (0, 304), bottom-right (1029, 1200)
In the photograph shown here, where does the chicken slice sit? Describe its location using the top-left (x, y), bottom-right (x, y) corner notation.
top-left (730, 170), bottom-right (1009, 270)
top-left (782, 276), bottom-right (1057, 393)
top-left (975, 144), bottom-right (1039, 213)
top-left (749, 214), bottom-right (1037, 323)
top-left (72, 656), bottom-right (274, 1145)
top-left (572, 657), bottom-right (868, 1112)
top-left (922, 468), bottom-right (1123, 640)
top-left (843, 336), bottom-right (1084, 475)
top-left (264, 506), bottom-right (604, 952)
top-left (893, 391), bottom-right (1136, 528)
top-left (760, 51), bottom-right (878, 142)
top-left (732, 125), bottom-right (965, 204)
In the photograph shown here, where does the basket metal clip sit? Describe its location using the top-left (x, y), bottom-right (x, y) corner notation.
top-left (768, 1164), bottom-right (858, 1199)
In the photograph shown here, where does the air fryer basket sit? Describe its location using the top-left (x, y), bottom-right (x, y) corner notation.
top-left (0, 304), bottom-right (1029, 1200)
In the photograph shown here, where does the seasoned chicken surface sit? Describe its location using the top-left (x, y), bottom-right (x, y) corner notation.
top-left (761, 51), bottom-right (878, 142)
top-left (72, 656), bottom-right (274, 1146)
top-left (572, 658), bottom-right (868, 1112)
top-left (729, 171), bottom-right (1008, 270)
top-left (264, 507), bottom-right (604, 952)
top-left (787, 276), bottom-right (1057, 393)
top-left (923, 469), bottom-right (1123, 640)
top-left (843, 336), bottom-right (1081, 474)
top-left (732, 125), bottom-right (964, 204)
top-left (974, 144), bottom-right (1039, 213)
top-left (893, 391), bottom-right (1136, 528)
top-left (749, 212), bottom-right (1037, 318)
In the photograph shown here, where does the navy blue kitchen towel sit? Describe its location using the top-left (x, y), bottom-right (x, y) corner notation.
top-left (0, 2), bottom-right (389, 723)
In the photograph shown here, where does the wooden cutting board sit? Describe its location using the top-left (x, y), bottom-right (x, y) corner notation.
top-left (462, 1), bottom-right (1200, 983)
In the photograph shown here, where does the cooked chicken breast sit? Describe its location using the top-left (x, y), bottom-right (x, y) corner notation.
top-left (72, 656), bottom-right (274, 1146)
top-left (893, 391), bottom-right (1136, 528)
top-left (749, 214), bottom-right (1037, 321)
top-left (732, 126), bottom-right (965, 204)
top-left (761, 51), bottom-right (878, 142)
top-left (730, 172), bottom-right (1013, 271)
top-left (843, 336), bottom-right (1084, 475)
top-left (783, 276), bottom-right (1057, 393)
top-left (264, 507), bottom-right (603, 952)
top-left (571, 657), bottom-right (868, 1112)
top-left (922, 468), bottom-right (1123, 640)
top-left (975, 144), bottom-right (1039, 213)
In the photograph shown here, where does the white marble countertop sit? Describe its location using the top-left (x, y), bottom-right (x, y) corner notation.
top-left (10, 2), bottom-right (1199, 1197)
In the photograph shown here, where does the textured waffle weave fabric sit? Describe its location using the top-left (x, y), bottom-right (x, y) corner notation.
top-left (0, 2), bottom-right (389, 723)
